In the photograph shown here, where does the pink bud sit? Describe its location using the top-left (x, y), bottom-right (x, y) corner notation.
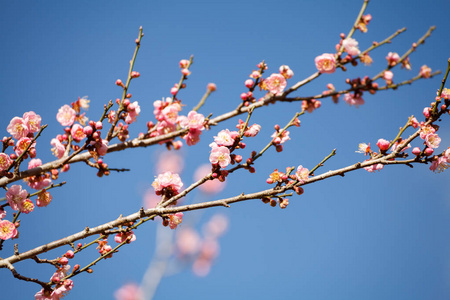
top-left (234, 155), bottom-right (242, 163)
top-left (170, 87), bottom-right (178, 95)
top-left (115, 79), bottom-right (123, 86)
top-left (423, 107), bottom-right (431, 118)
top-left (77, 243), bottom-right (82, 249)
top-left (131, 71), bottom-right (140, 78)
top-left (376, 139), bottom-right (390, 151)
top-left (52, 276), bottom-right (60, 283)
top-left (123, 99), bottom-right (130, 107)
top-left (65, 250), bottom-right (74, 259)
top-left (83, 126), bottom-right (93, 136)
top-left (245, 79), bottom-right (253, 88)
top-left (95, 122), bottom-right (103, 130)
top-left (59, 257), bottom-right (69, 265)
top-left (207, 83), bottom-right (217, 92)
top-left (412, 147), bottom-right (421, 155)
top-left (181, 68), bottom-right (191, 76)
top-left (240, 93), bottom-right (248, 101)
top-left (179, 59), bottom-right (189, 69)
top-left (424, 148), bottom-right (434, 156)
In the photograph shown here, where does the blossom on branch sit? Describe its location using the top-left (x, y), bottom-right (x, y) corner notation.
top-left (152, 171), bottom-right (184, 195)
top-left (5, 184), bottom-right (28, 211)
top-left (295, 165), bottom-right (309, 183)
top-left (56, 105), bottom-right (76, 127)
top-left (7, 117), bottom-right (29, 140)
top-left (342, 38), bottom-right (361, 56)
top-left (0, 153), bottom-right (12, 172)
top-left (315, 53), bottom-right (336, 74)
top-left (209, 144), bottom-right (231, 168)
top-left (263, 73), bottom-right (287, 96)
top-left (0, 219), bottom-right (17, 240)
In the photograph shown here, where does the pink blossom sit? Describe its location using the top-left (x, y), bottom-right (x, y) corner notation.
top-left (0, 220), bottom-right (17, 240)
top-left (161, 103), bottom-right (180, 125)
top-left (364, 162), bottom-right (384, 172)
top-left (410, 117), bottom-right (420, 128)
top-left (56, 105), bottom-right (76, 126)
top-left (7, 117), bottom-right (29, 139)
top-left (264, 73), bottom-right (287, 96)
top-left (20, 199), bottom-right (35, 214)
top-left (271, 130), bottom-right (290, 144)
top-left (70, 124), bottom-right (86, 142)
top-left (402, 57), bottom-right (412, 70)
top-left (51, 138), bottom-right (65, 159)
top-left (108, 110), bottom-right (116, 123)
top-left (343, 93), bottom-right (365, 107)
top-left (356, 143), bottom-right (371, 155)
top-left (244, 124), bottom-right (261, 137)
top-left (419, 125), bottom-right (435, 140)
top-left (419, 65), bottom-right (432, 78)
top-left (152, 171), bottom-right (183, 194)
top-left (5, 184), bottom-right (28, 211)
top-left (279, 65), bottom-right (294, 79)
top-left (95, 139), bottom-right (109, 156)
top-left (441, 88), bottom-right (450, 100)
top-left (209, 145), bottom-right (231, 168)
top-left (295, 165), bottom-right (309, 183)
top-left (0, 153), bottom-right (12, 171)
top-left (314, 53), bottom-right (336, 74)
top-left (430, 156), bottom-right (449, 173)
top-left (28, 158), bottom-right (42, 169)
top-left (114, 231), bottom-right (136, 243)
top-left (194, 164), bottom-right (226, 194)
top-left (342, 38), bottom-right (360, 56)
top-left (214, 129), bottom-right (237, 146)
top-left (302, 99), bottom-right (321, 113)
top-left (156, 120), bottom-right (177, 137)
top-left (179, 111), bottom-right (205, 131)
top-left (23, 111), bottom-right (42, 133)
top-left (376, 139), bottom-right (390, 151)
top-left (125, 101), bottom-right (141, 124)
top-left (386, 52), bottom-right (400, 66)
top-left (14, 137), bottom-right (33, 156)
top-left (391, 140), bottom-right (411, 153)
top-left (383, 71), bottom-right (393, 84)
top-left (36, 190), bottom-right (52, 207)
top-left (425, 133), bottom-right (441, 149)
top-left (249, 70), bottom-right (261, 79)
top-left (37, 279), bottom-right (73, 300)
top-left (168, 212), bottom-right (184, 229)
top-left (114, 283), bottom-right (143, 300)
top-left (183, 129), bottom-right (202, 146)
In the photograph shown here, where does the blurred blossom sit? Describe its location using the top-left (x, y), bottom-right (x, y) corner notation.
top-left (176, 228), bottom-right (201, 257)
top-left (203, 214), bottom-right (229, 238)
top-left (194, 164), bottom-right (226, 194)
top-left (114, 283), bottom-right (143, 300)
top-left (155, 151), bottom-right (184, 174)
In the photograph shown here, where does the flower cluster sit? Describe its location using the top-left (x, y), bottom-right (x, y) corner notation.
top-left (152, 171), bottom-right (184, 197)
top-left (35, 262), bottom-right (74, 299)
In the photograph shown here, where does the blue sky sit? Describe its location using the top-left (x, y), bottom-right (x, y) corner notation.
top-left (1, 0), bottom-right (450, 299)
